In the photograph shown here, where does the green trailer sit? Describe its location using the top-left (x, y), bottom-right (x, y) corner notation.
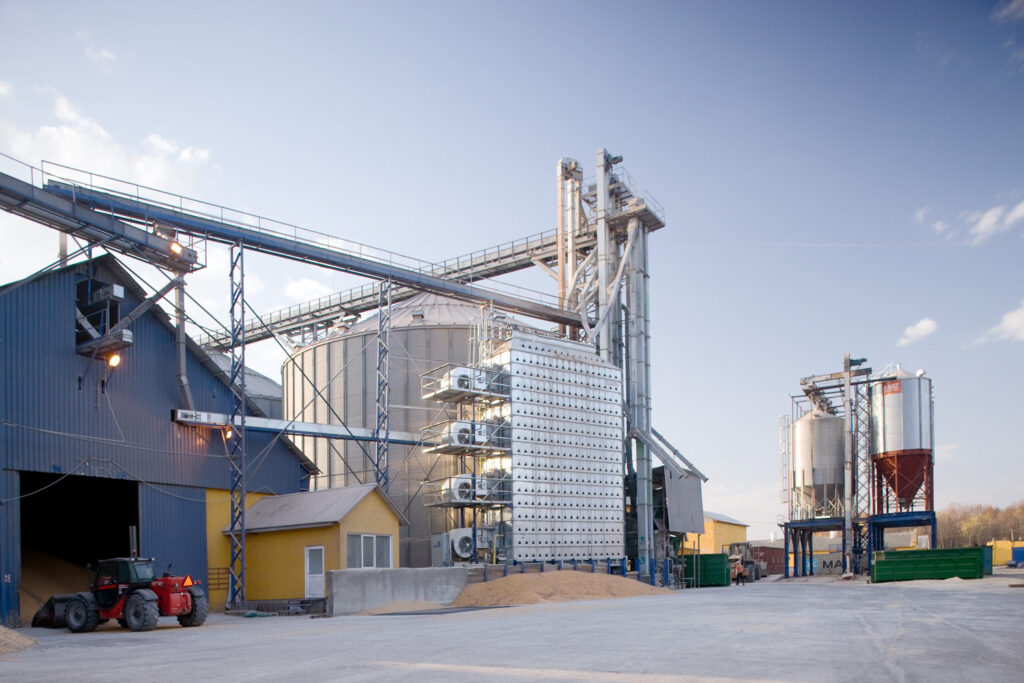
top-left (871, 547), bottom-right (984, 583)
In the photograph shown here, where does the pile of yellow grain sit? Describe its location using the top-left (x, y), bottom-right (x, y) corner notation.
top-left (451, 570), bottom-right (668, 607)
top-left (0, 626), bottom-right (35, 655)
top-left (19, 549), bottom-right (92, 625)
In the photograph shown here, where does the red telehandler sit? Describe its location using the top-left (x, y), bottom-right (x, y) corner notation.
top-left (32, 557), bottom-right (208, 632)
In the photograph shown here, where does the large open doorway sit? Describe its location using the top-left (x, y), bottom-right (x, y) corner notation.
top-left (19, 472), bottom-right (139, 623)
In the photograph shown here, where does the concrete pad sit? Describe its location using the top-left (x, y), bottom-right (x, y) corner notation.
top-left (4, 570), bottom-right (1024, 682)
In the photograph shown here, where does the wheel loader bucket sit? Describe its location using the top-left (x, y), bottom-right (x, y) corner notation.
top-left (31, 594), bottom-right (75, 628)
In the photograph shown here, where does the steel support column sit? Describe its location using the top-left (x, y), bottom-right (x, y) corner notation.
top-left (626, 218), bottom-right (654, 577)
top-left (594, 149), bottom-right (617, 362)
top-left (842, 354), bottom-right (853, 574)
top-left (226, 243), bottom-right (247, 609)
top-left (373, 278), bottom-right (392, 491)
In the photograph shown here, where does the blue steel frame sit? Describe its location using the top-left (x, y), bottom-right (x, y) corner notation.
top-left (783, 517), bottom-right (845, 579)
top-left (226, 243), bottom-right (247, 608)
top-left (373, 279), bottom-right (391, 491)
top-left (866, 511), bottom-right (937, 570)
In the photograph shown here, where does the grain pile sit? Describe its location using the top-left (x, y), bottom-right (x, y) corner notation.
top-left (0, 626), bottom-right (35, 655)
top-left (19, 549), bottom-right (92, 625)
top-left (451, 570), bottom-right (668, 607)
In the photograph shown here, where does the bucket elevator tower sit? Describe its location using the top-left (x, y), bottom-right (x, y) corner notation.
top-left (554, 151), bottom-right (666, 574)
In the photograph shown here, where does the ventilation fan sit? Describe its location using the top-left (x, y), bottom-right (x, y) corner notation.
top-left (449, 366), bottom-right (474, 391)
top-left (450, 421), bottom-right (475, 445)
top-left (450, 528), bottom-right (475, 560)
top-left (445, 474), bottom-right (475, 502)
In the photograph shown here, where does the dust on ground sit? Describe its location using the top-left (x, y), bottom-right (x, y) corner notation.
top-left (0, 626), bottom-right (35, 655)
top-left (359, 600), bottom-right (443, 615)
top-left (451, 570), bottom-right (668, 607)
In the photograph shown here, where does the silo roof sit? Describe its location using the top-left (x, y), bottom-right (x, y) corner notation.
top-left (341, 292), bottom-right (487, 335)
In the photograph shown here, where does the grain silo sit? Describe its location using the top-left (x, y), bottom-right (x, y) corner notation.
top-left (790, 410), bottom-right (845, 519)
top-left (281, 292), bottom-right (489, 566)
top-left (869, 368), bottom-right (934, 513)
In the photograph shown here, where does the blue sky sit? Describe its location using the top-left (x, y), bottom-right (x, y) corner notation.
top-left (1, 1), bottom-right (1022, 539)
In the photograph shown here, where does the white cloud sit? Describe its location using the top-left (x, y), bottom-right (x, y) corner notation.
top-left (144, 133), bottom-right (178, 155)
top-left (285, 278), bottom-right (333, 301)
top-left (898, 317), bottom-right (937, 346)
top-left (142, 133), bottom-right (211, 166)
top-left (0, 90), bottom-right (216, 284)
top-left (967, 205), bottom-right (1008, 245)
top-left (913, 207), bottom-right (928, 224)
top-left (53, 95), bottom-right (82, 123)
top-left (977, 301), bottom-right (1024, 343)
top-left (178, 147), bottom-right (210, 164)
top-left (1004, 199), bottom-right (1024, 228)
top-left (0, 82), bottom-right (12, 98)
top-left (85, 46), bottom-right (118, 74)
top-left (993, 0), bottom-right (1024, 23)
top-left (931, 220), bottom-right (949, 235)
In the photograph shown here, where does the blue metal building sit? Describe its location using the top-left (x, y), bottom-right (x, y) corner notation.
top-left (0, 255), bottom-right (314, 626)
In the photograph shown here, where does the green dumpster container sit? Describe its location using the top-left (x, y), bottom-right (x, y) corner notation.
top-left (682, 552), bottom-right (731, 587)
top-left (872, 547), bottom-right (984, 583)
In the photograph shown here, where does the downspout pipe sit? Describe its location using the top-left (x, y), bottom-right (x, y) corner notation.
top-left (176, 276), bottom-right (194, 409)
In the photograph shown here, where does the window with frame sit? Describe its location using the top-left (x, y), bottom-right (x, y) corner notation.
top-left (346, 534), bottom-right (392, 569)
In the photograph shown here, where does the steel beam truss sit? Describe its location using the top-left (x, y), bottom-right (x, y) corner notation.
top-left (40, 180), bottom-right (579, 329)
top-left (195, 227), bottom-right (600, 349)
top-left (226, 243), bottom-right (247, 608)
top-left (373, 279), bottom-right (392, 491)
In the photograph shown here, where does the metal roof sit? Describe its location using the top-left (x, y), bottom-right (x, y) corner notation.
top-left (704, 511), bottom-right (749, 527)
top-left (340, 291), bottom-right (485, 336)
top-left (227, 484), bottom-right (410, 534)
top-left (206, 352), bottom-right (282, 401)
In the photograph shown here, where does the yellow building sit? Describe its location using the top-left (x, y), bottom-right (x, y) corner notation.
top-left (683, 511), bottom-right (749, 554)
top-left (208, 484), bottom-right (408, 605)
top-left (988, 540), bottom-right (1024, 566)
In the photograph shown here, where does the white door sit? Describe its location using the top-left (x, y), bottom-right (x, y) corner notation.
top-left (305, 545), bottom-right (325, 599)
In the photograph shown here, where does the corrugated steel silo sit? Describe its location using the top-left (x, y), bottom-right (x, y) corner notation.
top-left (281, 292), bottom-right (480, 567)
top-left (790, 410), bottom-right (844, 518)
top-left (869, 369), bottom-right (934, 512)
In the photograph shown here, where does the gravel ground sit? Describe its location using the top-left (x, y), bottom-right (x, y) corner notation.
top-left (4, 569), bottom-right (1023, 682)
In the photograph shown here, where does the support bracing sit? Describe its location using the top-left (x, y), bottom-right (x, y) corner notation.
top-left (373, 278), bottom-right (392, 491)
top-left (226, 243), bottom-right (247, 609)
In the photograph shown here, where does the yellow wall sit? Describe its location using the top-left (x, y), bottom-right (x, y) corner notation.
top-left (683, 518), bottom-right (748, 554)
top-left (246, 526), bottom-right (340, 600)
top-left (210, 488), bottom-right (403, 602)
top-left (205, 489), bottom-right (270, 610)
top-left (337, 490), bottom-right (402, 569)
top-left (989, 540), bottom-right (1024, 566)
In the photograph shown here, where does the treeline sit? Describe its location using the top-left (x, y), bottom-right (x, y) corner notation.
top-left (937, 501), bottom-right (1024, 548)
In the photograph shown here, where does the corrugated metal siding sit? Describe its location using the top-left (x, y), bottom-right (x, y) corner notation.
top-left (0, 471), bottom-right (20, 627)
top-left (138, 482), bottom-right (208, 584)
top-left (0, 258), bottom-right (310, 625)
top-left (0, 260), bottom-right (307, 493)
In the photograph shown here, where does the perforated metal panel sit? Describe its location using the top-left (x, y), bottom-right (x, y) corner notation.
top-left (494, 333), bottom-right (624, 562)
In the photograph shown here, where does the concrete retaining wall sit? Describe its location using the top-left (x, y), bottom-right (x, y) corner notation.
top-left (326, 567), bottom-right (468, 616)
